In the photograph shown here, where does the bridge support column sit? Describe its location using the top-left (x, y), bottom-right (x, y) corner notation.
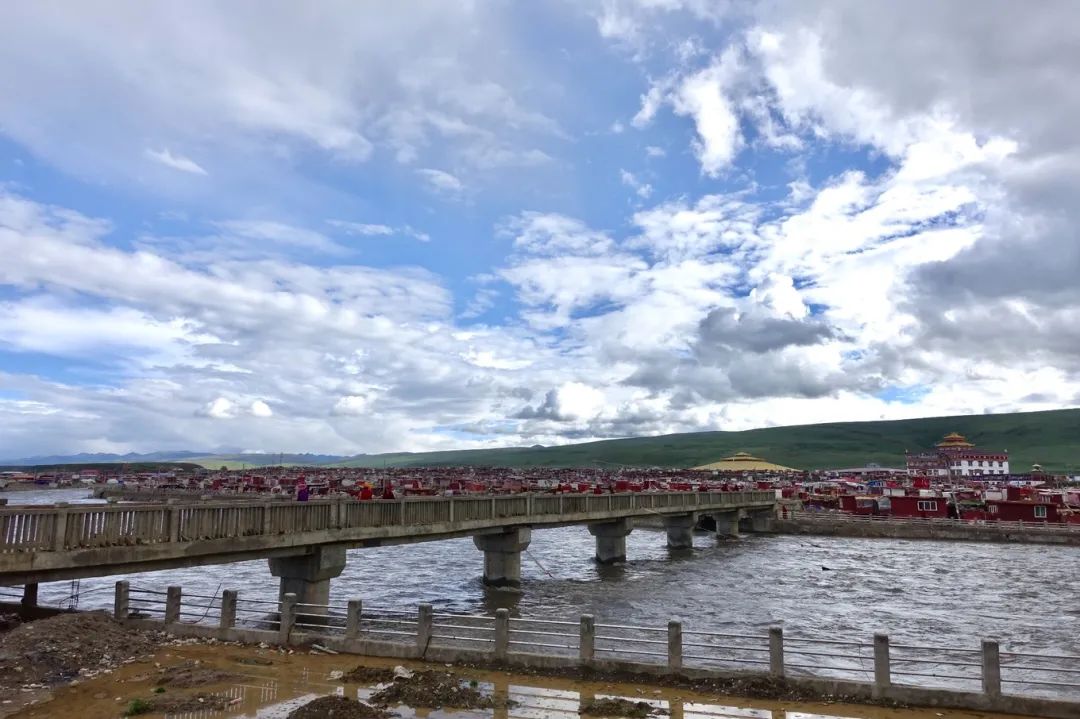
top-left (746, 509), bottom-right (773, 533)
top-left (473, 528), bottom-right (531, 588)
top-left (268, 546), bottom-right (346, 612)
top-left (589, 518), bottom-right (632, 564)
top-left (712, 510), bottom-right (740, 539)
top-left (663, 514), bottom-right (696, 550)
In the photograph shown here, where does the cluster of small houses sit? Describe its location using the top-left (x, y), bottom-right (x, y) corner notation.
top-left (4, 432), bottom-right (1079, 524)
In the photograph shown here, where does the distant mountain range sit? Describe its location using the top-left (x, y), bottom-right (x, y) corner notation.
top-left (0, 451), bottom-right (349, 468)
top-left (4, 408), bottom-right (1079, 472)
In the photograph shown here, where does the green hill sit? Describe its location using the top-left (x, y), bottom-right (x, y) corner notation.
top-left (329, 408), bottom-right (1080, 473)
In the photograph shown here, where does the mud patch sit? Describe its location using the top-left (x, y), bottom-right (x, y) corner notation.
top-left (581, 697), bottom-right (665, 717)
top-left (125, 693), bottom-right (235, 715)
top-left (369, 670), bottom-right (514, 710)
top-left (0, 611), bottom-right (160, 697)
top-left (338, 665), bottom-right (397, 684)
top-left (155, 660), bottom-right (238, 688)
top-left (286, 696), bottom-right (389, 719)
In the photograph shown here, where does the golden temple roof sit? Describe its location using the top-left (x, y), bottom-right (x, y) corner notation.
top-left (935, 432), bottom-right (974, 449)
top-left (693, 451), bottom-right (798, 472)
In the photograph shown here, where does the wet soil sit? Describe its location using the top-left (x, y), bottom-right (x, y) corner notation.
top-left (126, 692), bottom-right (236, 715)
top-left (368, 669), bottom-right (515, 710)
top-left (0, 611), bottom-right (161, 704)
top-left (154, 659), bottom-right (239, 687)
top-left (581, 697), bottom-right (666, 717)
top-left (286, 696), bottom-right (389, 719)
top-left (337, 665), bottom-right (397, 684)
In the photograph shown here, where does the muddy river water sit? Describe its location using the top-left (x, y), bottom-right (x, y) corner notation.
top-left (7, 490), bottom-right (1080, 658)
top-left (8, 643), bottom-right (1035, 719)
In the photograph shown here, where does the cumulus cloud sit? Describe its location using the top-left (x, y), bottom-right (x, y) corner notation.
top-left (1, 1), bottom-right (1079, 458)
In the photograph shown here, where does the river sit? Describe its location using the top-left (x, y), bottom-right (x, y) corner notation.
top-left (5, 488), bottom-right (1079, 658)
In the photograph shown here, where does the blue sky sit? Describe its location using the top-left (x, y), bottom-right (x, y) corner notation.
top-left (1, 1), bottom-right (1078, 458)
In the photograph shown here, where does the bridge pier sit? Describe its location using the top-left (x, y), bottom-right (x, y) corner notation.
top-left (589, 518), bottom-right (633, 564)
top-left (712, 510), bottom-right (741, 539)
top-left (473, 528), bottom-right (531, 588)
top-left (268, 546), bottom-right (346, 611)
top-left (745, 508), bottom-right (773, 533)
top-left (664, 514), bottom-right (696, 550)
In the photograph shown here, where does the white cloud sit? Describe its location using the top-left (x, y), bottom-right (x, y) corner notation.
top-left (203, 397), bottom-right (236, 419)
top-left (144, 148), bottom-right (207, 176)
top-left (416, 168), bottom-right (464, 195)
top-left (619, 169), bottom-right (653, 199)
top-left (250, 399), bottom-right (273, 418)
top-left (328, 220), bottom-right (430, 242)
top-left (332, 395), bottom-right (370, 416)
top-left (645, 145), bottom-right (665, 158)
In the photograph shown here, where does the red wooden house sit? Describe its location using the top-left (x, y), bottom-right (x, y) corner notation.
top-left (889, 495), bottom-right (950, 519)
top-left (985, 500), bottom-right (1061, 523)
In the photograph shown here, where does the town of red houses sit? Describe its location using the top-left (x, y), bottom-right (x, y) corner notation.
top-left (2, 432), bottom-right (1078, 525)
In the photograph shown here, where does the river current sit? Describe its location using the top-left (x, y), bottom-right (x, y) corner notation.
top-left (6, 488), bottom-right (1079, 656)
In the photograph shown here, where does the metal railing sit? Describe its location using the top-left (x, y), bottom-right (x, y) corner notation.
top-left (112, 581), bottom-right (1080, 706)
top-left (0, 491), bottom-right (776, 554)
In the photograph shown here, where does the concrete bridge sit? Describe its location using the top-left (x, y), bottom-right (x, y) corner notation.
top-left (0, 491), bottom-right (776, 605)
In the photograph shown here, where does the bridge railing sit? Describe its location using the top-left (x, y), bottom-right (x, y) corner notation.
top-left (0, 490), bottom-right (776, 553)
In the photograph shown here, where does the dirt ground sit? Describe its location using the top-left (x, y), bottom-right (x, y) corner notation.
top-left (1, 614), bottom-right (1042, 719)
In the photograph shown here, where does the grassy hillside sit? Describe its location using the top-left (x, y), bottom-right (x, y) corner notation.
top-left (330, 408), bottom-right (1080, 472)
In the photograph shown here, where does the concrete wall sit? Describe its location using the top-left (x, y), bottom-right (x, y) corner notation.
top-left (771, 517), bottom-right (1080, 545)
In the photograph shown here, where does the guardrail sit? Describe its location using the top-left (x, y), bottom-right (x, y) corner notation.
top-left (0, 491), bottom-right (776, 554)
top-left (787, 511), bottom-right (1080, 532)
top-left (114, 581), bottom-right (1079, 715)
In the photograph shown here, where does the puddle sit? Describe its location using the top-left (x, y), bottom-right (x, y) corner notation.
top-left (8, 644), bottom-right (1033, 719)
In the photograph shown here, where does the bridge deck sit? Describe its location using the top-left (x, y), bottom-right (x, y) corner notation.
top-left (0, 491), bottom-right (775, 584)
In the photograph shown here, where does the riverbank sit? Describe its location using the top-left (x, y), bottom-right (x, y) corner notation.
top-left (2, 612), bottom-right (1040, 719)
top-left (772, 515), bottom-right (1080, 545)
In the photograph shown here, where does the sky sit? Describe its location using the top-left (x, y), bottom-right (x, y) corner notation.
top-left (1, 0), bottom-right (1079, 458)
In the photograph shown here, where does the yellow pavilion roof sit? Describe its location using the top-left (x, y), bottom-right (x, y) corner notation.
top-left (693, 451), bottom-right (798, 472)
top-left (935, 432), bottom-right (974, 449)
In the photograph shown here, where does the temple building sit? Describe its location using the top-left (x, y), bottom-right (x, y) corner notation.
top-left (693, 451), bottom-right (798, 473)
top-left (905, 432), bottom-right (1010, 478)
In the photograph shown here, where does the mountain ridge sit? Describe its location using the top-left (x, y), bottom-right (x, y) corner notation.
top-left (3, 407), bottom-right (1078, 473)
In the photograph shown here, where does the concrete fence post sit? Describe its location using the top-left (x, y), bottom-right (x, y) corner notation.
top-left (417, 603), bottom-right (434, 653)
top-left (873, 633), bottom-right (891, 697)
top-left (494, 608), bottom-right (509, 660)
top-left (113, 581), bottom-right (130, 621)
top-left (165, 585), bottom-right (182, 625)
top-left (580, 614), bottom-right (595, 664)
top-left (21, 583), bottom-right (38, 609)
top-left (982, 639), bottom-right (1002, 698)
top-left (668, 620), bottom-right (683, 672)
top-left (279, 592), bottom-right (297, 644)
top-left (219, 590), bottom-right (237, 632)
top-left (346, 599), bottom-right (362, 640)
top-left (262, 503), bottom-right (273, 535)
top-left (769, 627), bottom-right (784, 677)
top-left (167, 503), bottom-right (181, 542)
top-left (448, 499), bottom-right (455, 524)
top-left (51, 502), bottom-right (70, 550)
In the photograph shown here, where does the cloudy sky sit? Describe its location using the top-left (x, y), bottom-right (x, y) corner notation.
top-left (1, 1), bottom-right (1077, 458)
